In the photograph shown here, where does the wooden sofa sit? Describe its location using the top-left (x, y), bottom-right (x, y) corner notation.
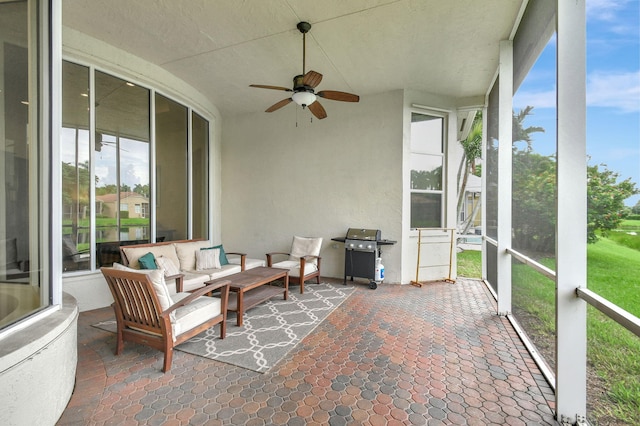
top-left (119, 239), bottom-right (265, 293)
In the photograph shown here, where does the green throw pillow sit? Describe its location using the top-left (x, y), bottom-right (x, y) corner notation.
top-left (201, 244), bottom-right (229, 265)
top-left (138, 252), bottom-right (157, 269)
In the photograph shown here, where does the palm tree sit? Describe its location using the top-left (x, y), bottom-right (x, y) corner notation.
top-left (456, 112), bottom-right (482, 232)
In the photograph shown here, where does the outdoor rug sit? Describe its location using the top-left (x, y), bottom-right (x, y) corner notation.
top-left (93, 282), bottom-right (355, 373)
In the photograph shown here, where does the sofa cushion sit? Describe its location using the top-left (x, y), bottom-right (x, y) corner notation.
top-left (289, 236), bottom-right (322, 265)
top-left (272, 260), bottom-right (318, 278)
top-left (178, 272), bottom-right (211, 293)
top-left (138, 252), bottom-right (157, 269)
top-left (196, 248), bottom-right (221, 271)
top-left (174, 240), bottom-right (212, 271)
top-left (122, 245), bottom-right (180, 270)
top-left (203, 244), bottom-right (229, 266)
top-left (207, 264), bottom-right (241, 280)
top-left (171, 292), bottom-right (222, 341)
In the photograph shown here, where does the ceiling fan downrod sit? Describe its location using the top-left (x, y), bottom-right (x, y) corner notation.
top-left (297, 21), bottom-right (311, 76)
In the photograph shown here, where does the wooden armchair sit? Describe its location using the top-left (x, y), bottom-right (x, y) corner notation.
top-left (101, 267), bottom-right (230, 372)
top-left (266, 236), bottom-right (322, 294)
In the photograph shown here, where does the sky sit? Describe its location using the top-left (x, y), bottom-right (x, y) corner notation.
top-left (513, 0), bottom-right (640, 207)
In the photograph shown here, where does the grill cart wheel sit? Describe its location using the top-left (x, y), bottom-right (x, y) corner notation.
top-left (369, 281), bottom-right (377, 289)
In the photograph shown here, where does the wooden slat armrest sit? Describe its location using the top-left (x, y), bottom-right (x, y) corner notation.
top-left (166, 273), bottom-right (185, 293)
top-left (163, 280), bottom-right (231, 316)
top-left (266, 252), bottom-right (291, 267)
top-left (225, 252), bottom-right (247, 270)
top-left (300, 255), bottom-right (321, 262)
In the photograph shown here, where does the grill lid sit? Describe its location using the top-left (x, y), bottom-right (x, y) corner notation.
top-left (346, 228), bottom-right (381, 241)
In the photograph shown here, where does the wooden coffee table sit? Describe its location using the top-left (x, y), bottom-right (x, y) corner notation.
top-left (206, 267), bottom-right (289, 327)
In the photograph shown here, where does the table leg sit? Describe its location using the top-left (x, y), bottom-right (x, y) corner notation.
top-left (283, 273), bottom-right (289, 300)
top-left (237, 290), bottom-right (244, 327)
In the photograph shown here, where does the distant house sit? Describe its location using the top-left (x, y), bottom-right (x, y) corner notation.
top-left (95, 192), bottom-right (149, 219)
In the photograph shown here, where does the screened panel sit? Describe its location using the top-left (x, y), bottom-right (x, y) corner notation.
top-left (485, 79), bottom-right (499, 241)
top-left (584, 0), bottom-right (640, 423)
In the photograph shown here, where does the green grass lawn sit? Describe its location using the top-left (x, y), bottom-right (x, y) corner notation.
top-left (456, 250), bottom-right (481, 277)
top-left (458, 236), bottom-right (640, 424)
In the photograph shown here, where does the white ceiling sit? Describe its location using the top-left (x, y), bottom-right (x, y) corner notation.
top-left (62, 0), bottom-right (524, 118)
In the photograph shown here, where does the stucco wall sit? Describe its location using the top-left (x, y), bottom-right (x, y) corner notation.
top-left (221, 91), bottom-right (405, 283)
top-left (0, 293), bottom-right (78, 425)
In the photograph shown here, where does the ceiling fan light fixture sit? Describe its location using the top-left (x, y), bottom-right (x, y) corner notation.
top-left (291, 91), bottom-right (316, 107)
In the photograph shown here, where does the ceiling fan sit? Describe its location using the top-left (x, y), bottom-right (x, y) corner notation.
top-left (249, 21), bottom-right (359, 120)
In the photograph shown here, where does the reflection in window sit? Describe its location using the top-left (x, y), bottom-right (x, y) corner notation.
top-left (192, 112), bottom-right (209, 239)
top-left (155, 94), bottom-right (188, 242)
top-left (95, 71), bottom-right (150, 267)
top-left (61, 61), bottom-right (211, 272)
top-left (61, 61), bottom-right (91, 272)
top-left (410, 113), bottom-right (444, 228)
top-left (1, 0), bottom-right (45, 329)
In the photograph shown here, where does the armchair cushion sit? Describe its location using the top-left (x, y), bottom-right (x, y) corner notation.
top-left (196, 248), bottom-right (221, 271)
top-left (174, 240), bottom-right (212, 271)
top-left (271, 260), bottom-right (318, 278)
top-left (289, 236), bottom-right (322, 265)
top-left (111, 263), bottom-right (173, 312)
top-left (170, 293), bottom-right (223, 340)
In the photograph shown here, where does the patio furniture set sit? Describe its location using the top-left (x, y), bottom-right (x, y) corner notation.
top-left (100, 236), bottom-right (322, 371)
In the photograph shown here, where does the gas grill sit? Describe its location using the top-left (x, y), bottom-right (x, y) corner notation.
top-left (332, 228), bottom-right (396, 289)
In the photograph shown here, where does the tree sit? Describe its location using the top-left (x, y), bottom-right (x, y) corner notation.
top-left (587, 164), bottom-right (638, 242)
top-left (457, 111), bottom-right (483, 231)
top-left (632, 199), bottom-right (640, 215)
top-left (512, 106), bottom-right (545, 151)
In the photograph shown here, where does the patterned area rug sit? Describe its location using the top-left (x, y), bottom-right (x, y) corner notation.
top-left (93, 283), bottom-right (355, 373)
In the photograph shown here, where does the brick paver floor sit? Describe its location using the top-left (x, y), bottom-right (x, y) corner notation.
top-left (57, 277), bottom-right (558, 425)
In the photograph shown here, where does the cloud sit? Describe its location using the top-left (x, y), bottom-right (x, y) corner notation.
top-left (514, 70), bottom-right (640, 113)
top-left (513, 88), bottom-right (556, 110)
top-left (587, 70), bottom-right (640, 112)
top-left (586, 0), bottom-right (628, 21)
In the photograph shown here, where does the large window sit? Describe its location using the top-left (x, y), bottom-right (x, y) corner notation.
top-left (410, 112), bottom-right (444, 228)
top-left (155, 94), bottom-right (187, 242)
top-left (61, 61), bottom-right (210, 273)
top-left (0, 0), bottom-right (46, 329)
top-left (192, 112), bottom-right (209, 239)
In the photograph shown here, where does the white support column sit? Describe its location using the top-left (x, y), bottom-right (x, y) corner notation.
top-left (556, 0), bottom-right (587, 423)
top-left (497, 40), bottom-right (513, 316)
top-left (481, 107), bottom-right (488, 281)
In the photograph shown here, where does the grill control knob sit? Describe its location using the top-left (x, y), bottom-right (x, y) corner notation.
top-left (367, 244), bottom-right (372, 250)
top-left (358, 244), bottom-right (363, 249)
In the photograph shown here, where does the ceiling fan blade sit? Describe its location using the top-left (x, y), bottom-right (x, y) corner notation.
top-left (250, 84), bottom-right (293, 92)
top-left (302, 70), bottom-right (323, 88)
top-left (307, 100), bottom-right (327, 120)
top-left (265, 98), bottom-right (293, 112)
top-left (317, 90), bottom-right (360, 102)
